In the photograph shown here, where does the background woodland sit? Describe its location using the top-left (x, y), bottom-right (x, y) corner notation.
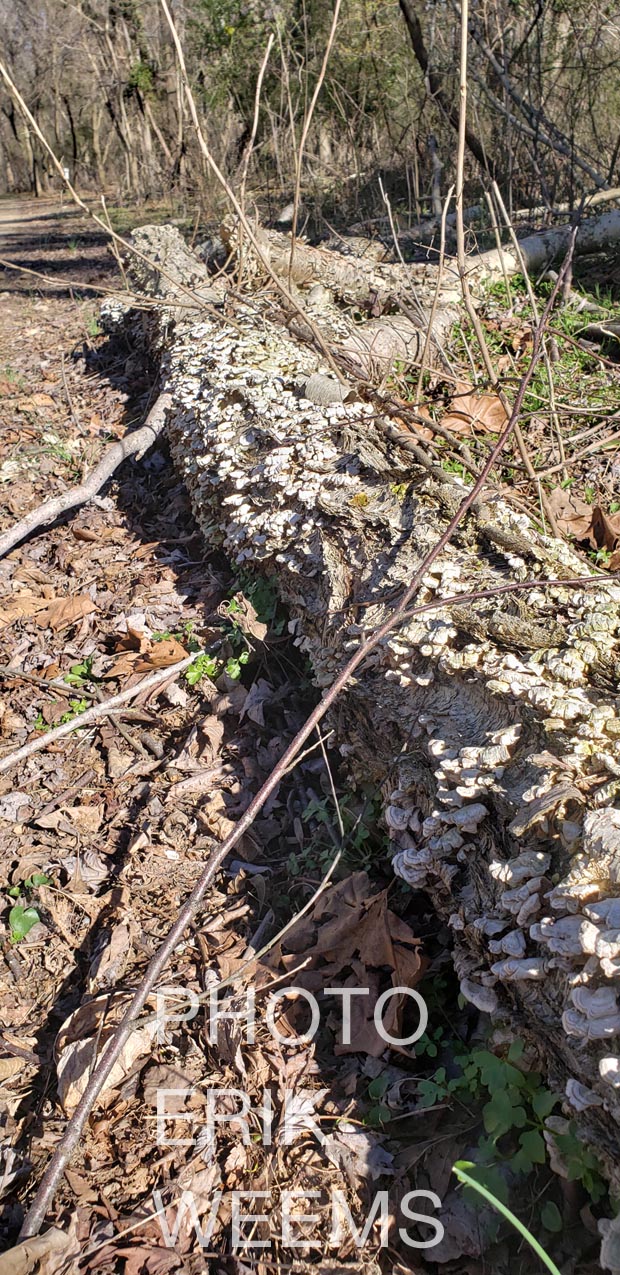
top-left (2, 0), bottom-right (619, 223)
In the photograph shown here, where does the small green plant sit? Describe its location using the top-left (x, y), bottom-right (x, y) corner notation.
top-left (551, 1123), bottom-right (607, 1202)
top-left (2, 365), bottom-right (25, 388)
top-left (128, 59), bottom-right (155, 95)
top-left (224, 651), bottom-right (250, 679)
top-left (287, 791), bottom-right (385, 879)
top-left (153, 621), bottom-right (197, 645)
top-left (184, 647), bottom-right (249, 686)
top-left (185, 653), bottom-right (220, 685)
top-left (8, 873), bottom-right (52, 896)
top-left (452, 1161), bottom-right (562, 1275)
top-left (150, 618), bottom-right (252, 688)
top-left (64, 654), bottom-right (96, 687)
top-left (8, 905), bottom-right (41, 942)
top-left (364, 1073), bottom-right (392, 1128)
top-left (34, 710), bottom-right (48, 731)
top-left (86, 317), bottom-right (101, 337)
top-left (417, 1037), bottom-right (560, 1213)
top-left (232, 572), bottom-right (284, 634)
top-left (440, 456), bottom-right (471, 482)
top-left (591, 547), bottom-right (613, 566)
top-left (6, 873), bottom-right (52, 943)
top-left (60, 697), bottom-right (90, 723)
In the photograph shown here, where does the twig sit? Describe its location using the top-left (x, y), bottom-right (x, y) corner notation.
top-left (60, 354), bottom-right (81, 437)
top-left (18, 256), bottom-right (575, 1241)
top-left (453, 19), bottom-right (563, 535)
top-left (0, 1035), bottom-right (40, 1066)
top-left (0, 255), bottom-right (226, 317)
top-left (99, 195), bottom-right (130, 291)
top-left (288, 0), bottom-right (343, 288)
top-left (485, 189), bottom-right (512, 309)
top-left (0, 392), bottom-right (171, 559)
top-left (157, 0), bottom-right (346, 384)
top-left (491, 181), bottom-right (568, 485)
top-left (0, 667), bottom-right (94, 700)
top-left (535, 428), bottom-right (620, 480)
top-left (415, 184), bottom-right (455, 399)
top-left (398, 0), bottom-right (496, 178)
top-left (466, 10), bottom-right (608, 191)
top-left (377, 177), bottom-right (454, 376)
top-left (92, 685), bottom-right (148, 758)
top-left (512, 423), bottom-right (561, 537)
top-left (0, 652), bottom-right (194, 776)
top-left (237, 33), bottom-right (275, 284)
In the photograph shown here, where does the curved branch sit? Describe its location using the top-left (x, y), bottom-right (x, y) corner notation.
top-left (0, 393), bottom-right (171, 559)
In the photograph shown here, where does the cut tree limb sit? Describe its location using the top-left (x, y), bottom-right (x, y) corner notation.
top-left (0, 652), bottom-right (195, 775)
top-left (114, 223), bottom-right (620, 1200)
top-left (0, 392), bottom-right (172, 559)
top-left (220, 209), bottom-right (620, 310)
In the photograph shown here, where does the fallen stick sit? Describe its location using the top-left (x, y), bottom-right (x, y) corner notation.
top-left (0, 651), bottom-right (194, 775)
top-left (0, 392), bottom-right (171, 560)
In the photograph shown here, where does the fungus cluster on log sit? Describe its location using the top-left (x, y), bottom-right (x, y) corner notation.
top-left (106, 219), bottom-right (620, 1254)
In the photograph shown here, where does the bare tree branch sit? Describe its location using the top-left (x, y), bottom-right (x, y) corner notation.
top-left (0, 393), bottom-right (172, 560)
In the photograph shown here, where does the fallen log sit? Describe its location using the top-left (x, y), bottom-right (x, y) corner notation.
top-left (110, 222), bottom-right (620, 1241)
top-left (220, 207), bottom-right (620, 301)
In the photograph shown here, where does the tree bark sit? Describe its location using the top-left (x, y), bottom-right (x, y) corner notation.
top-left (119, 223), bottom-right (620, 1199)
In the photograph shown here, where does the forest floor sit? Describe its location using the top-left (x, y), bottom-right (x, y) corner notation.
top-left (0, 194), bottom-right (617, 1275)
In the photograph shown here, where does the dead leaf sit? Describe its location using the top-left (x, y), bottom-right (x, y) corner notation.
top-left (142, 1064), bottom-right (196, 1110)
top-left (0, 592), bottom-right (48, 628)
top-left (72, 527), bottom-right (100, 543)
top-left (239, 678), bottom-right (273, 727)
top-left (36, 594), bottom-right (97, 631)
top-left (0, 792), bottom-right (31, 822)
top-left (261, 872), bottom-right (424, 1057)
top-left (65, 804), bottom-right (104, 834)
top-left (198, 714), bottom-right (225, 762)
top-left (324, 1122), bottom-right (394, 1185)
top-left (219, 592), bottom-right (269, 642)
top-left (591, 504), bottom-right (620, 551)
top-left (548, 490), bottom-right (620, 553)
top-left (443, 389), bottom-right (507, 436)
top-left (106, 627), bottom-right (188, 678)
top-left (55, 994), bottom-right (157, 1114)
top-left (0, 1223), bottom-right (80, 1275)
top-left (88, 920), bottom-right (135, 991)
top-left (17, 391), bottom-right (56, 412)
top-left (57, 1022), bottom-right (156, 1115)
top-left (547, 487), bottom-right (594, 541)
top-left (0, 1057), bottom-right (23, 1082)
top-left (136, 636), bottom-right (188, 670)
top-left (63, 1168), bottom-right (98, 1202)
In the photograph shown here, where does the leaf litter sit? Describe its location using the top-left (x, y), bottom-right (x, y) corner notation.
top-left (0, 200), bottom-right (606, 1275)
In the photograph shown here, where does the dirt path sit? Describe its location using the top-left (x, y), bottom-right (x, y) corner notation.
top-left (0, 196), bottom-right (407, 1270)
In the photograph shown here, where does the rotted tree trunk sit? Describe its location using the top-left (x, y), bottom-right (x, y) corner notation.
top-left (112, 222), bottom-right (620, 1254)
